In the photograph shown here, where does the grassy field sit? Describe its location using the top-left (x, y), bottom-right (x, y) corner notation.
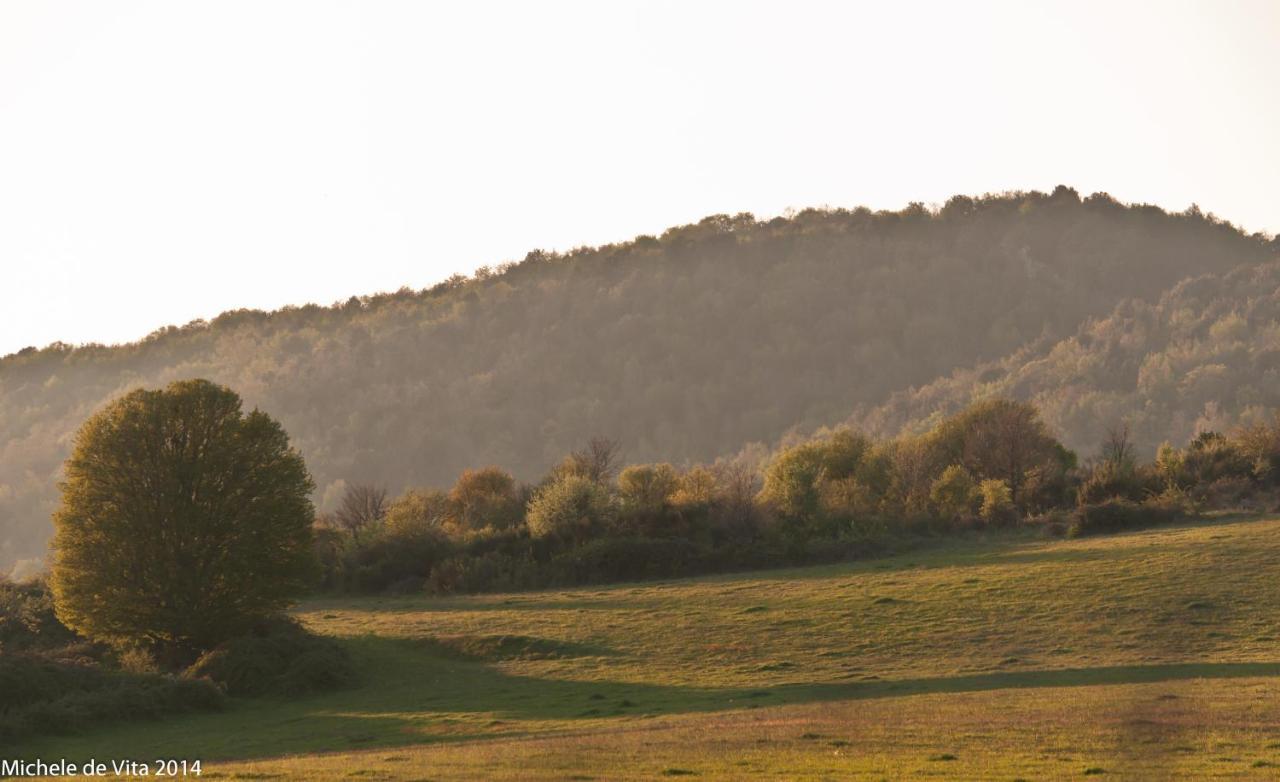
top-left (23, 515), bottom-right (1280, 779)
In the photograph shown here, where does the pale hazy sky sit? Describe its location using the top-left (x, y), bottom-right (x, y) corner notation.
top-left (2, 1), bottom-right (1277, 357)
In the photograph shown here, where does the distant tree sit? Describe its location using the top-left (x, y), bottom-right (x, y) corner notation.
top-left (1180, 431), bottom-right (1252, 487)
top-left (615, 463), bottom-right (680, 537)
top-left (817, 475), bottom-right (878, 528)
top-left (955, 399), bottom-right (1063, 507)
top-left (1078, 423), bottom-right (1145, 504)
top-left (1154, 442), bottom-right (1184, 490)
top-left (930, 465), bottom-right (978, 522)
top-left (350, 488), bottom-right (453, 593)
top-left (1236, 414), bottom-right (1280, 486)
top-left (887, 437), bottom-right (936, 518)
top-left (384, 488), bottom-right (451, 537)
top-left (617, 463), bottom-right (679, 511)
top-left (821, 430), bottom-right (872, 480)
top-left (557, 437), bottom-right (623, 485)
top-left (1102, 423), bottom-right (1136, 473)
top-left (758, 443), bottom-right (826, 524)
top-left (49, 380), bottom-right (314, 662)
top-left (334, 483), bottom-right (388, 533)
top-left (978, 479), bottom-right (1015, 526)
top-left (671, 466), bottom-right (718, 508)
top-left (526, 475), bottom-right (614, 544)
top-left (708, 461), bottom-right (762, 539)
top-left (448, 467), bottom-right (522, 530)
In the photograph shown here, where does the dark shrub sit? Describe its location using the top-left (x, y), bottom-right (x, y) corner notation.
top-left (0, 656), bottom-right (224, 746)
top-left (342, 523), bottom-right (455, 593)
top-left (1199, 476), bottom-right (1257, 509)
top-left (547, 537), bottom-right (707, 584)
top-left (1026, 509), bottom-right (1072, 538)
top-left (1182, 432), bottom-right (1254, 489)
top-left (1077, 461), bottom-right (1157, 505)
top-left (1068, 498), bottom-right (1180, 538)
top-left (0, 578), bottom-right (79, 652)
top-left (426, 550), bottom-right (540, 595)
top-left (183, 618), bottom-right (355, 698)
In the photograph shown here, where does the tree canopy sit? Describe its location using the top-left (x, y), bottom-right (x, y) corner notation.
top-left (49, 379), bottom-right (315, 658)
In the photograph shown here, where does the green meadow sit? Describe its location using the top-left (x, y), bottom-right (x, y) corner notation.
top-left (26, 515), bottom-right (1280, 779)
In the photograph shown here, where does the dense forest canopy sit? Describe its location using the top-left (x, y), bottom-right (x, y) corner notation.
top-left (2, 187), bottom-right (1276, 571)
top-left (850, 260), bottom-right (1280, 457)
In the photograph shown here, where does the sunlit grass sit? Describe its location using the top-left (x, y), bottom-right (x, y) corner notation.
top-left (24, 514), bottom-right (1280, 778)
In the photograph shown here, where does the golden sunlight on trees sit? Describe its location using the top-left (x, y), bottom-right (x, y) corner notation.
top-left (526, 475), bottom-right (614, 544)
top-left (3, 193), bottom-right (1273, 567)
top-left (49, 380), bottom-right (315, 661)
top-left (448, 467), bottom-right (523, 530)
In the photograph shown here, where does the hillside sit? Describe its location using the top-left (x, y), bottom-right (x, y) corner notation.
top-left (2, 188), bottom-right (1274, 569)
top-left (852, 260), bottom-right (1280, 457)
top-left (24, 514), bottom-right (1280, 778)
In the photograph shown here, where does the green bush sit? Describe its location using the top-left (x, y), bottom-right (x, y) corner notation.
top-left (930, 465), bottom-right (978, 524)
top-left (183, 618), bottom-right (355, 698)
top-left (978, 479), bottom-right (1017, 527)
top-left (526, 475), bottom-right (615, 543)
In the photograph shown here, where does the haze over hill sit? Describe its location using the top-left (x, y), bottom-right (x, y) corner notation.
top-left (851, 259), bottom-right (1280, 456)
top-left (2, 187), bottom-right (1276, 570)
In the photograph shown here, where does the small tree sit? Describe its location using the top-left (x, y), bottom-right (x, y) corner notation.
top-left (707, 460), bottom-right (762, 541)
top-left (617, 463), bottom-right (679, 512)
top-left (930, 399), bottom-right (1062, 508)
top-left (50, 380), bottom-right (315, 662)
top-left (334, 483), bottom-right (388, 533)
top-left (1102, 423), bottom-right (1136, 472)
top-left (671, 465), bottom-right (718, 509)
top-left (978, 479), bottom-right (1015, 526)
top-left (526, 475), bottom-right (614, 544)
top-left (448, 467), bottom-right (522, 530)
top-left (1154, 442), bottom-right (1185, 490)
top-left (930, 465), bottom-right (977, 522)
top-left (1077, 424), bottom-right (1146, 504)
top-left (1237, 414), bottom-right (1280, 486)
top-left (384, 488), bottom-right (451, 537)
top-left (758, 443), bottom-right (826, 526)
top-left (554, 437), bottom-right (623, 484)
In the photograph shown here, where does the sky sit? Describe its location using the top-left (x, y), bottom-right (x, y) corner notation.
top-left (2, 1), bottom-right (1278, 357)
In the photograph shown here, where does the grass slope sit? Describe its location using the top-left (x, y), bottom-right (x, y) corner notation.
top-left (23, 515), bottom-right (1280, 778)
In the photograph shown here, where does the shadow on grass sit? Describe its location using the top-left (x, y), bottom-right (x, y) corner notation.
top-left (26, 631), bottom-right (1280, 764)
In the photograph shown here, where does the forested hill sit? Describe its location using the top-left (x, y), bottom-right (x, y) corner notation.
top-left (849, 260), bottom-right (1280, 458)
top-left (2, 187), bottom-right (1275, 568)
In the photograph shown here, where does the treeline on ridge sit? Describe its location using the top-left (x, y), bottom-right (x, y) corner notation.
top-left (853, 260), bottom-right (1280, 458)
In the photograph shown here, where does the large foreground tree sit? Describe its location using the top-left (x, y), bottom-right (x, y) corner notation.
top-left (50, 379), bottom-right (315, 660)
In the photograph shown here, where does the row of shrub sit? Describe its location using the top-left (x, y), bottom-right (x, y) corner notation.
top-left (315, 399), bottom-right (1280, 595)
top-left (1065, 498), bottom-right (1182, 538)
